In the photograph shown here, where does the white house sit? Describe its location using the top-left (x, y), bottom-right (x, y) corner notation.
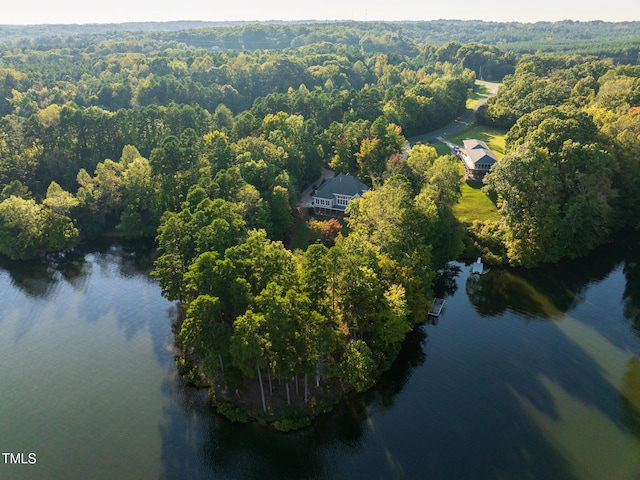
top-left (312, 173), bottom-right (369, 217)
top-left (461, 139), bottom-right (499, 180)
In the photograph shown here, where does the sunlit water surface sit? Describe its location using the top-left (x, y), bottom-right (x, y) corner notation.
top-left (1, 239), bottom-right (639, 479)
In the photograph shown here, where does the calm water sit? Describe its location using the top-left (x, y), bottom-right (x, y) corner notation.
top-left (1, 238), bottom-right (639, 479)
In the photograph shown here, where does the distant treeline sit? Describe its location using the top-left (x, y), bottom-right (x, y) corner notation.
top-left (1, 20), bottom-right (639, 63)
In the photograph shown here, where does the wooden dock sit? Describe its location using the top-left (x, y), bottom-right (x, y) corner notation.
top-left (428, 298), bottom-right (445, 317)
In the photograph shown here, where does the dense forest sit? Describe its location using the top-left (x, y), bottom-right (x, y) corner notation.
top-left (0, 20), bottom-right (639, 427)
top-left (476, 54), bottom-right (640, 266)
top-left (0, 23), bottom-right (475, 427)
top-left (0, 27), bottom-right (482, 252)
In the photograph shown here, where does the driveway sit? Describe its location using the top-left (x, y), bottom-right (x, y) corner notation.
top-left (296, 82), bottom-right (499, 207)
top-left (298, 167), bottom-right (335, 208)
top-left (407, 80), bottom-right (500, 145)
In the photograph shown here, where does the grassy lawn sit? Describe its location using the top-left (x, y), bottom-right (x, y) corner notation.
top-left (453, 181), bottom-right (500, 224)
top-left (443, 123), bottom-right (507, 158)
top-left (426, 123), bottom-right (507, 162)
top-left (433, 141), bottom-right (451, 157)
top-left (466, 83), bottom-right (492, 110)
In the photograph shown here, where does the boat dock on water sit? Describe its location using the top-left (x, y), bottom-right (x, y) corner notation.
top-left (428, 297), bottom-right (445, 317)
top-left (470, 257), bottom-right (484, 275)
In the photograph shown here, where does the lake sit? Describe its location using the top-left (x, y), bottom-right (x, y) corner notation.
top-left (1, 237), bottom-right (639, 479)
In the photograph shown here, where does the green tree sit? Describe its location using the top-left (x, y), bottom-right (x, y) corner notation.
top-left (0, 117), bottom-right (40, 192)
top-left (152, 212), bottom-right (190, 301)
top-left (356, 137), bottom-right (385, 184)
top-left (118, 151), bottom-right (157, 238)
top-left (212, 104), bottom-right (234, 132)
top-left (484, 143), bottom-right (563, 266)
top-left (268, 185), bottom-right (293, 240)
top-left (555, 141), bottom-right (616, 257)
top-left (43, 181), bottom-right (79, 216)
top-left (230, 309), bottom-right (269, 413)
top-left (406, 144), bottom-right (440, 192)
top-left (421, 155), bottom-right (463, 209)
top-left (150, 130), bottom-right (204, 212)
top-left (203, 130), bottom-right (232, 171)
top-left (181, 294), bottom-right (231, 379)
top-left (379, 284), bottom-right (411, 346)
top-left (328, 120), bottom-right (371, 175)
top-left (1, 180), bottom-right (32, 201)
top-left (152, 194), bottom-right (248, 302)
top-left (0, 196), bottom-right (44, 260)
top-left (254, 283), bottom-right (303, 404)
top-left (0, 194), bottom-right (78, 260)
top-left (338, 339), bottom-right (375, 393)
top-left (492, 104), bottom-right (619, 264)
top-left (223, 229), bottom-right (297, 298)
top-left (42, 182), bottom-right (80, 253)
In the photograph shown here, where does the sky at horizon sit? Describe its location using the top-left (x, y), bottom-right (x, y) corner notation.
top-left (2, 0), bottom-right (640, 26)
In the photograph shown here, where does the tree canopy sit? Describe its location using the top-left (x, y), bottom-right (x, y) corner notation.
top-left (1, 21), bottom-right (639, 426)
top-left (482, 55), bottom-right (640, 266)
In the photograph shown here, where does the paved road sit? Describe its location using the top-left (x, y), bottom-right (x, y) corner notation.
top-left (407, 80), bottom-right (500, 145)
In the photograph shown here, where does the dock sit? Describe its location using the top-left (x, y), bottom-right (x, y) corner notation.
top-left (428, 298), bottom-right (445, 317)
top-left (470, 257), bottom-right (484, 275)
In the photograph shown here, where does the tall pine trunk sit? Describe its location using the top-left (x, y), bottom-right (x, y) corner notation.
top-left (218, 354), bottom-right (225, 374)
top-left (304, 372), bottom-right (309, 403)
top-left (257, 366), bottom-right (266, 413)
top-left (286, 382), bottom-right (291, 405)
top-left (217, 313), bottom-right (225, 374)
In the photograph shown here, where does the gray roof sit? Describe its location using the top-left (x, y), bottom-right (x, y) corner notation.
top-left (463, 139), bottom-right (498, 168)
top-left (313, 173), bottom-right (369, 199)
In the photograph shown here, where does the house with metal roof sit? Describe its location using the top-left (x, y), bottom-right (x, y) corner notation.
top-left (461, 139), bottom-right (499, 180)
top-left (312, 173), bottom-right (370, 217)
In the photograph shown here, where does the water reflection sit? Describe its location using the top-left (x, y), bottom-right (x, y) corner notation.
top-left (155, 233), bottom-right (640, 480)
top-left (432, 263), bottom-right (461, 299)
top-left (0, 240), bottom-right (158, 300)
top-left (419, 234), bottom-right (640, 478)
top-left (158, 322), bottom-right (430, 479)
top-left (158, 387), bottom-right (337, 480)
top-left (89, 239), bottom-right (159, 278)
top-left (622, 237), bottom-right (640, 338)
top-left (512, 374), bottom-right (640, 480)
top-left (0, 242), bottom-right (173, 365)
top-left (369, 324), bottom-right (429, 409)
top-left (458, 242), bottom-right (640, 435)
top-left (3, 237), bottom-right (639, 479)
top-left (465, 233), bottom-right (639, 320)
top-left (0, 255), bottom-right (67, 298)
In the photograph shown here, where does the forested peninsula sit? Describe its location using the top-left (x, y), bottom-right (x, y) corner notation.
top-left (0, 21), bottom-right (639, 429)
